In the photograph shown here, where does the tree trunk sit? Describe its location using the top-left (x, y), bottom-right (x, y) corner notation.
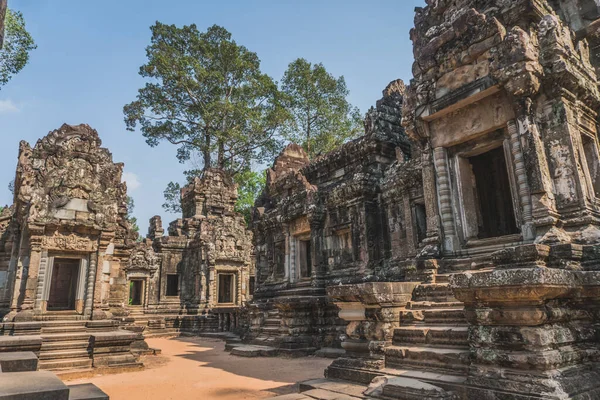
top-left (217, 140), bottom-right (225, 169)
top-left (0, 0), bottom-right (7, 50)
top-left (203, 130), bottom-right (211, 170)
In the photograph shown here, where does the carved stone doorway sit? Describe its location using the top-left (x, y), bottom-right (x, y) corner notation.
top-left (129, 280), bottom-right (144, 306)
top-left (47, 258), bottom-right (80, 310)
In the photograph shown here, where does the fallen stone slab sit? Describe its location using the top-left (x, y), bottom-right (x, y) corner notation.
top-left (314, 348), bottom-right (345, 359)
top-left (299, 378), bottom-right (368, 398)
top-left (67, 383), bottom-right (109, 400)
top-left (380, 376), bottom-right (457, 400)
top-left (0, 351), bottom-right (38, 372)
top-left (0, 370), bottom-right (69, 400)
top-left (229, 344), bottom-right (277, 357)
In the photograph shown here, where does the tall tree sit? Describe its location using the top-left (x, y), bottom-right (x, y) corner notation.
top-left (281, 58), bottom-right (362, 158)
top-left (0, 5), bottom-right (36, 89)
top-left (124, 23), bottom-right (289, 174)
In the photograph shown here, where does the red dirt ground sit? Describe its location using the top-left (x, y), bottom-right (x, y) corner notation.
top-left (68, 337), bottom-right (332, 400)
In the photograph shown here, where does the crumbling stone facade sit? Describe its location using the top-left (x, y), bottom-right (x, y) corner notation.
top-left (121, 169), bottom-right (254, 336)
top-left (248, 81), bottom-right (410, 355)
top-left (263, 1), bottom-right (600, 399)
top-left (0, 124), bottom-right (142, 372)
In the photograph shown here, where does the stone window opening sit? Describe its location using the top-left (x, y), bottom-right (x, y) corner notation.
top-left (274, 240), bottom-right (286, 279)
top-left (217, 273), bottom-right (235, 304)
top-left (581, 132), bottom-right (600, 198)
top-left (296, 236), bottom-right (312, 279)
top-left (249, 276), bottom-right (255, 295)
top-left (453, 139), bottom-right (520, 242)
top-left (166, 274), bottom-right (179, 296)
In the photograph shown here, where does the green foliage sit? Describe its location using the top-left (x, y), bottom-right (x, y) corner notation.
top-left (0, 8), bottom-right (36, 89)
top-left (124, 23), bottom-right (290, 174)
top-left (126, 196), bottom-right (141, 241)
top-left (280, 58), bottom-right (362, 158)
top-left (162, 181), bottom-right (182, 214)
top-left (234, 169), bottom-right (266, 224)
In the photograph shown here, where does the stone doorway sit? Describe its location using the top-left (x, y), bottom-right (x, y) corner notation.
top-left (217, 273), bottom-right (235, 304)
top-left (47, 258), bottom-right (80, 311)
top-left (129, 280), bottom-right (144, 306)
top-left (468, 146), bottom-right (518, 239)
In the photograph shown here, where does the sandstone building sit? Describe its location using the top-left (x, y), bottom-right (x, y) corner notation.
top-left (259, 1), bottom-right (600, 399)
top-left (0, 124), bottom-right (253, 374)
top-left (123, 169), bottom-right (254, 335)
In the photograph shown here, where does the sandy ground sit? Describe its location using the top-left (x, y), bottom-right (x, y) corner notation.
top-left (68, 337), bottom-right (332, 400)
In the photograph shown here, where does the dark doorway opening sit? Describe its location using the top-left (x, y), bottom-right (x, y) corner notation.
top-left (298, 239), bottom-right (312, 278)
top-left (469, 146), bottom-right (518, 239)
top-left (129, 280), bottom-right (144, 306)
top-left (166, 274), bottom-right (179, 296)
top-left (414, 202), bottom-right (427, 243)
top-left (218, 274), bottom-right (234, 304)
top-left (48, 258), bottom-right (79, 311)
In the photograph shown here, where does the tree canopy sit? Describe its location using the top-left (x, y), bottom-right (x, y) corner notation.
top-left (124, 23), bottom-right (289, 174)
top-left (280, 58), bottom-right (362, 158)
top-left (0, 5), bottom-right (36, 89)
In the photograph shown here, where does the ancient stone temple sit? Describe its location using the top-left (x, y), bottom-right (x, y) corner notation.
top-left (246, 80), bottom-right (409, 356)
top-left (0, 124), bottom-right (142, 372)
top-left (264, 1), bottom-right (600, 399)
top-left (121, 169), bottom-right (254, 336)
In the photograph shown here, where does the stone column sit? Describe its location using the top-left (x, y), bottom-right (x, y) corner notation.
top-left (325, 282), bottom-right (419, 384)
top-left (433, 147), bottom-right (458, 252)
top-left (33, 250), bottom-right (48, 313)
top-left (84, 252), bottom-right (97, 319)
top-left (508, 119), bottom-right (535, 241)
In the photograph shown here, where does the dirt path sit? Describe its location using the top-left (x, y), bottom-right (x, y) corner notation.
top-left (68, 337), bottom-right (332, 400)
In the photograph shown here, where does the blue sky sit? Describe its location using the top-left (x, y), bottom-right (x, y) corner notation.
top-left (0, 0), bottom-right (424, 233)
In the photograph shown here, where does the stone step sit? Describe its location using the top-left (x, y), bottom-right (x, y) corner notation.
top-left (400, 308), bottom-right (466, 325)
top-left (67, 383), bottom-right (109, 400)
top-left (41, 340), bottom-right (90, 351)
top-left (385, 345), bottom-right (470, 374)
top-left (230, 344), bottom-right (278, 357)
top-left (41, 333), bottom-right (91, 342)
top-left (41, 326), bottom-right (87, 334)
top-left (41, 320), bottom-right (87, 328)
top-left (39, 348), bottom-right (91, 360)
top-left (411, 284), bottom-right (458, 303)
top-left (262, 326), bottom-right (281, 333)
top-left (38, 357), bottom-right (93, 371)
top-left (393, 326), bottom-right (469, 347)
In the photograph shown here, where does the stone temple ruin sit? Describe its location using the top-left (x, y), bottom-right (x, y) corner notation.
top-left (0, 124), bottom-right (254, 376)
top-left (2, 0), bottom-right (600, 399)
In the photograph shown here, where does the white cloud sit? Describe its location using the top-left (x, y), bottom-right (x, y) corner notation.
top-left (122, 172), bottom-right (141, 191)
top-left (0, 99), bottom-right (19, 113)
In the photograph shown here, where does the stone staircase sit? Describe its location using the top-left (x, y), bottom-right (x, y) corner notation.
top-left (273, 273), bottom-right (469, 399)
top-left (252, 309), bottom-right (283, 345)
top-left (39, 320), bottom-right (92, 371)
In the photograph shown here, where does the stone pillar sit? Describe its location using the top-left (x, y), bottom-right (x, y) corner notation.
top-left (325, 282), bottom-right (419, 384)
top-left (508, 120), bottom-right (535, 241)
top-left (84, 252), bottom-right (97, 319)
top-left (33, 250), bottom-right (48, 313)
top-left (433, 147), bottom-right (458, 253)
